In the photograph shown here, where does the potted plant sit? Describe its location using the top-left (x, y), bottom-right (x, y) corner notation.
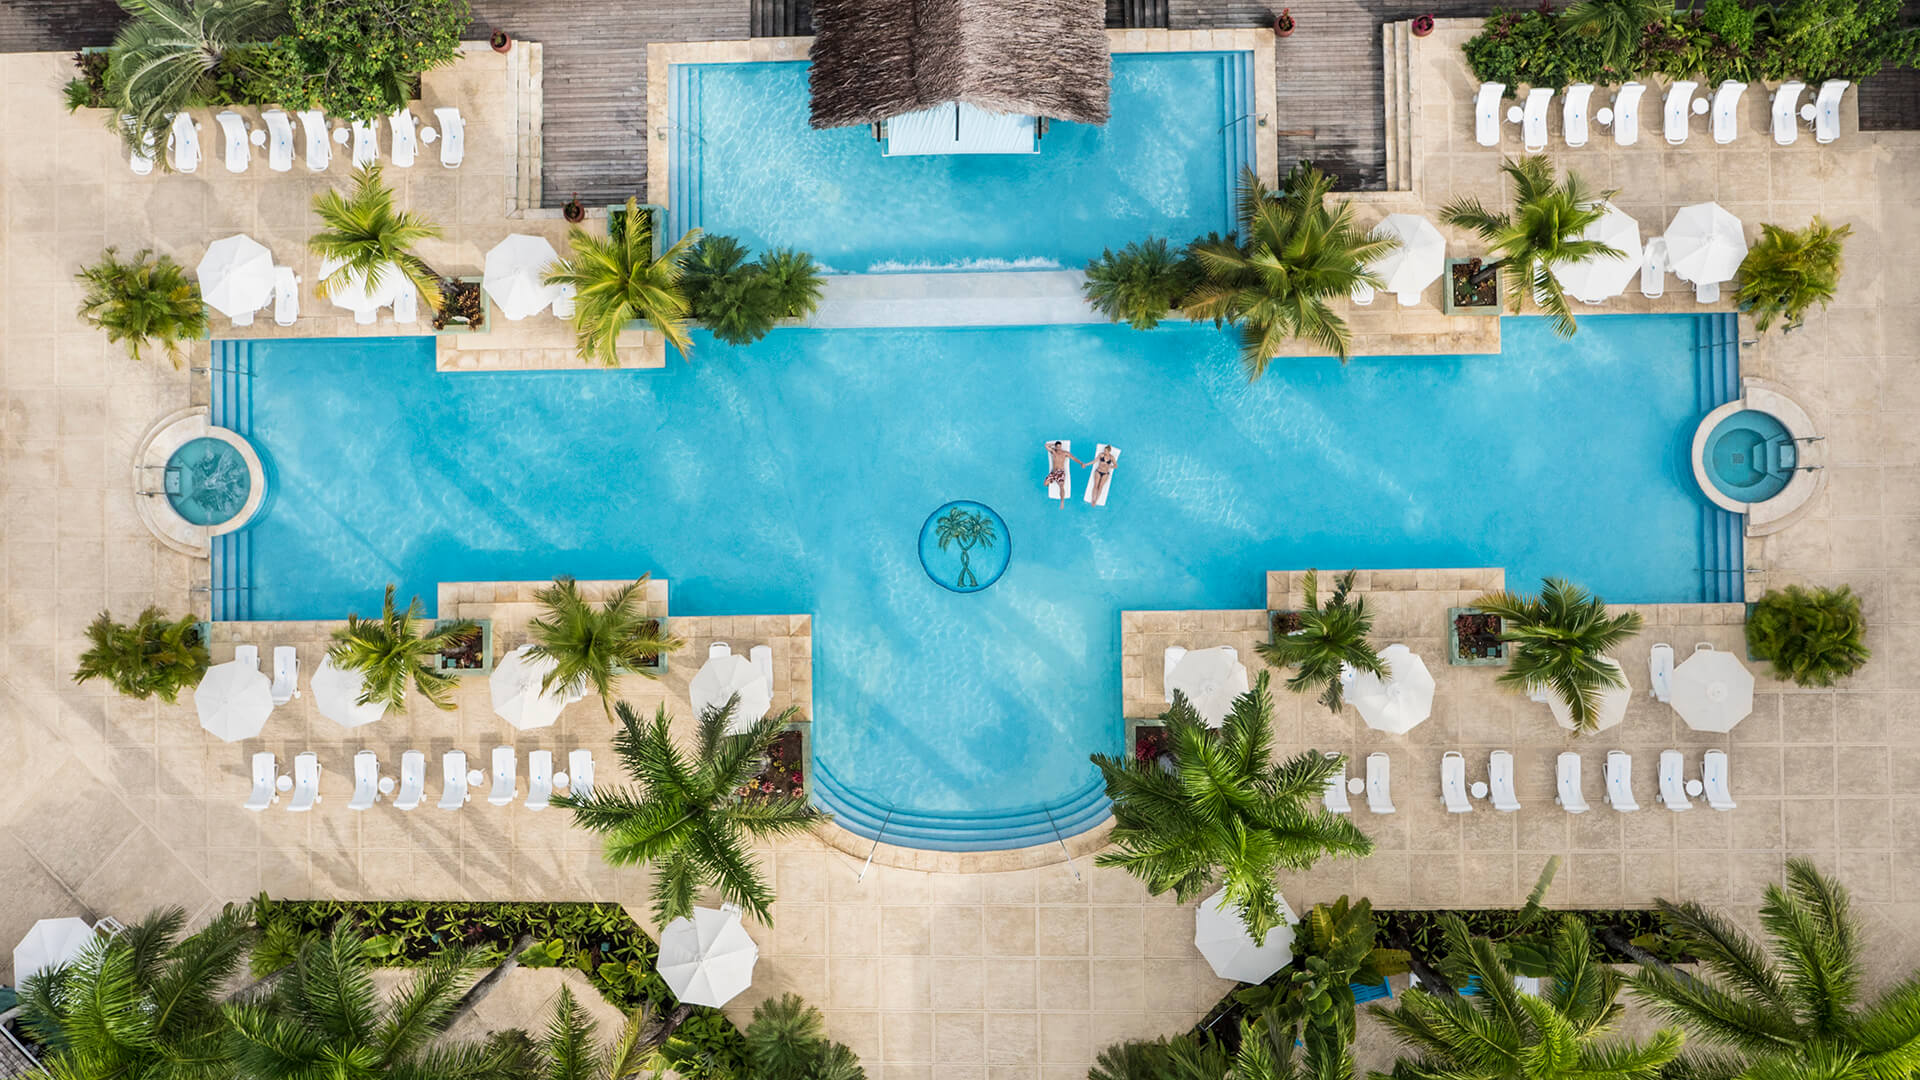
top-left (1447, 606), bottom-right (1507, 666)
top-left (432, 618), bottom-right (492, 674)
top-left (1273, 8), bottom-right (1295, 35)
top-left (432, 276), bottom-right (488, 333)
top-left (1745, 584), bottom-right (1869, 687)
top-left (490, 29), bottom-right (512, 53)
top-left (1125, 716), bottom-right (1171, 767)
top-left (1412, 13), bottom-right (1435, 35)
top-left (563, 193), bottom-right (586, 223)
top-left (1445, 257), bottom-right (1503, 315)
top-left (736, 723), bottom-right (809, 801)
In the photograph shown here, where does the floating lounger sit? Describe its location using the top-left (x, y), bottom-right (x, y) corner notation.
top-left (1085, 445), bottom-right (1120, 506)
top-left (1044, 439), bottom-right (1071, 501)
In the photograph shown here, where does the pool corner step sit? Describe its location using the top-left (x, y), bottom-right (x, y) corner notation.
top-left (810, 761), bottom-right (1111, 852)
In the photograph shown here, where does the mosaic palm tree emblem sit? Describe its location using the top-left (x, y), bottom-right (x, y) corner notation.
top-left (919, 501), bottom-right (1010, 594)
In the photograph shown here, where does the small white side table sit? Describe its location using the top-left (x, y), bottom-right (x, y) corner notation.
top-left (250, 129), bottom-right (267, 146)
top-left (1506, 105), bottom-right (1524, 124)
top-left (1596, 106), bottom-right (1614, 127)
top-left (378, 776), bottom-right (396, 796)
top-left (1347, 777), bottom-right (1365, 794)
top-left (1692, 98), bottom-right (1709, 115)
top-left (276, 774), bottom-right (293, 793)
top-left (1685, 779), bottom-right (1704, 798)
top-left (1800, 103), bottom-right (1817, 122)
top-left (467, 769), bottom-right (485, 788)
top-left (1470, 781), bottom-right (1490, 800)
top-left (332, 128), bottom-right (350, 145)
top-left (554, 771), bottom-right (571, 790)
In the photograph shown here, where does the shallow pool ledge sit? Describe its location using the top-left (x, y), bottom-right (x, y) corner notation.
top-left (808, 270), bottom-right (1105, 329)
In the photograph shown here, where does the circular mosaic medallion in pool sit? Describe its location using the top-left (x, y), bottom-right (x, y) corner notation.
top-left (918, 501), bottom-right (1010, 594)
top-left (166, 436), bottom-right (254, 527)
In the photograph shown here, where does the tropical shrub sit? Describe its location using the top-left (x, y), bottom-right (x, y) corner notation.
top-left (102, 0), bottom-right (289, 153)
top-left (309, 163), bottom-right (446, 313)
top-left (1562, 0), bottom-right (1673, 74)
top-left (1745, 583), bottom-right (1869, 686)
top-left (1474, 578), bottom-right (1643, 732)
top-left (1228, 896), bottom-right (1410, 1041)
top-left (736, 994), bottom-right (865, 1080)
top-left (1737, 217), bottom-right (1852, 333)
top-left (1440, 155), bottom-right (1620, 338)
top-left (327, 584), bottom-right (478, 712)
top-left (261, 0), bottom-right (468, 119)
top-left (525, 575), bottom-right (683, 718)
top-left (76, 247), bottom-right (209, 367)
top-left (546, 197), bottom-right (699, 365)
top-left (1466, 8), bottom-right (1609, 89)
top-left (73, 607), bottom-right (209, 702)
top-left (1256, 569), bottom-right (1384, 713)
top-left (1757, 0), bottom-right (1920, 82)
top-left (681, 235), bottom-right (824, 346)
top-left (1083, 236), bottom-right (1200, 330)
top-left (1091, 672), bottom-right (1373, 940)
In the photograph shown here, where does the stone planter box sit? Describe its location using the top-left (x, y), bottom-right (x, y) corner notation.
top-left (436, 276), bottom-right (490, 336)
top-left (611, 616), bottom-right (671, 676)
top-left (1443, 258), bottom-right (1502, 316)
top-left (1268, 609), bottom-right (1303, 644)
top-left (1447, 607), bottom-right (1507, 666)
top-left (734, 721), bottom-right (810, 802)
top-left (434, 618), bottom-right (492, 674)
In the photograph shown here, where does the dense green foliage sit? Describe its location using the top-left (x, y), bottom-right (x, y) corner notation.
top-left (326, 584), bottom-right (478, 712)
top-left (96, 0), bottom-right (287, 153)
top-left (1091, 672), bottom-right (1374, 940)
top-left (526, 575), bottom-right (682, 718)
top-left (681, 235), bottom-right (825, 346)
top-left (259, 0), bottom-right (468, 118)
top-left (1440, 156), bottom-right (1619, 338)
top-left (1562, 0), bottom-right (1673, 73)
top-left (1745, 583), bottom-right (1870, 686)
top-left (1737, 217), bottom-right (1852, 333)
top-left (1474, 578), bottom-right (1642, 732)
top-left (72, 607), bottom-right (209, 702)
top-left (1256, 568), bottom-right (1385, 713)
top-left (1083, 237), bottom-right (1200, 330)
top-left (309, 164), bottom-right (446, 313)
top-left (1229, 897), bottom-right (1411, 1042)
top-left (546, 198), bottom-right (699, 366)
top-left (740, 995), bottom-right (866, 1080)
top-left (76, 247), bottom-right (208, 367)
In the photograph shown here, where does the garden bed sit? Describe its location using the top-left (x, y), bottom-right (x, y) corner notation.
top-left (432, 618), bottom-right (491, 674)
top-left (1268, 609), bottom-right (1303, 640)
top-left (433, 276), bottom-right (489, 334)
top-left (1444, 258), bottom-right (1501, 316)
top-left (1447, 607), bottom-right (1506, 666)
top-left (737, 726), bottom-right (808, 800)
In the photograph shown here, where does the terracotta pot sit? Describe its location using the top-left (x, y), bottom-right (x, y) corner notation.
top-left (562, 199), bottom-right (586, 223)
top-left (1274, 9), bottom-right (1295, 35)
top-left (1412, 14), bottom-right (1435, 36)
top-left (490, 30), bottom-right (512, 53)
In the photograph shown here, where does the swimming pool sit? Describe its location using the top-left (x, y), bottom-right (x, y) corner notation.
top-left (213, 315), bottom-right (1739, 848)
top-left (665, 52), bottom-right (1257, 272)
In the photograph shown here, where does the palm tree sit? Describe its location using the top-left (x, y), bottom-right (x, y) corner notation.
top-left (73, 607), bottom-right (209, 703)
top-left (526, 986), bottom-right (650, 1080)
top-left (932, 506), bottom-right (997, 589)
top-left (17, 905), bottom-right (253, 1080)
top-left (308, 163), bottom-right (446, 313)
top-left (1234, 896), bottom-right (1411, 1042)
top-left (1256, 569), bottom-right (1385, 713)
top-left (758, 248), bottom-right (826, 322)
top-left (1091, 1016), bottom-right (1350, 1080)
top-left (546, 197), bottom-right (698, 365)
top-left (1084, 237), bottom-right (1199, 330)
top-left (1736, 217), bottom-right (1852, 333)
top-left (327, 584), bottom-right (478, 712)
top-left (742, 994), bottom-right (865, 1080)
top-left (553, 699), bottom-right (821, 925)
top-left (107, 0), bottom-right (289, 153)
top-left (76, 247), bottom-right (209, 367)
top-left (1473, 578), bottom-right (1642, 732)
top-left (682, 235), bottom-right (785, 346)
top-left (1440, 156), bottom-right (1621, 337)
top-left (1628, 858), bottom-right (1920, 1080)
top-left (224, 923), bottom-right (521, 1080)
top-left (1184, 163), bottom-right (1392, 374)
top-left (525, 575), bottom-right (684, 719)
top-left (1562, 0), bottom-right (1671, 73)
top-left (1370, 914), bottom-right (1683, 1080)
top-left (1092, 672), bottom-right (1373, 940)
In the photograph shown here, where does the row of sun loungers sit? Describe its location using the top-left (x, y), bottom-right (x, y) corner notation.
top-left (131, 106), bottom-right (466, 175)
top-left (1475, 79), bottom-right (1849, 151)
top-left (1321, 749), bottom-right (1733, 816)
top-left (244, 747), bottom-right (595, 812)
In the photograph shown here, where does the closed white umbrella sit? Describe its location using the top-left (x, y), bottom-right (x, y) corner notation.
top-left (658, 905), bottom-right (758, 1007)
top-left (196, 234), bottom-right (275, 318)
top-left (1342, 644), bottom-right (1436, 735)
top-left (1194, 889), bottom-right (1296, 984)
top-left (195, 659), bottom-right (274, 741)
top-left (1553, 201), bottom-right (1642, 303)
top-left (689, 653), bottom-right (772, 734)
top-left (14, 918), bottom-right (96, 984)
top-left (1665, 202), bottom-right (1748, 284)
top-left (318, 256), bottom-right (405, 318)
top-left (490, 644), bottom-right (581, 730)
top-left (311, 654), bottom-right (388, 729)
top-left (1367, 214), bottom-right (1445, 301)
top-left (482, 234), bottom-right (562, 320)
top-left (1548, 656), bottom-right (1631, 732)
top-left (1670, 646), bottom-right (1754, 733)
top-left (1166, 646), bottom-right (1251, 728)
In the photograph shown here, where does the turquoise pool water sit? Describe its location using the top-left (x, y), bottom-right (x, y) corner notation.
top-left (1705, 409), bottom-right (1793, 501)
top-left (666, 52), bottom-right (1256, 271)
top-left (216, 316), bottom-right (1737, 848)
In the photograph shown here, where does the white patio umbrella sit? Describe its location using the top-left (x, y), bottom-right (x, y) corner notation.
top-left (689, 652), bottom-right (772, 734)
top-left (1549, 656), bottom-right (1632, 732)
top-left (311, 654), bottom-right (388, 729)
top-left (14, 917), bottom-right (96, 984)
top-left (658, 905), bottom-right (759, 1007)
top-left (490, 644), bottom-right (582, 730)
top-left (1366, 214), bottom-right (1445, 302)
top-left (1553, 201), bottom-right (1643, 303)
top-left (482, 234), bottom-right (562, 320)
top-left (1166, 646), bottom-right (1251, 728)
top-left (194, 659), bottom-right (274, 741)
top-left (1664, 202), bottom-right (1749, 285)
top-left (196, 234), bottom-right (275, 318)
top-left (1194, 888), bottom-right (1297, 984)
top-left (1669, 646), bottom-right (1755, 733)
top-left (318, 256), bottom-right (405, 318)
top-left (1342, 644), bottom-right (1436, 735)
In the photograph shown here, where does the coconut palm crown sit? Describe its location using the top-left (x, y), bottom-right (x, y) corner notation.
top-left (308, 163), bottom-right (446, 312)
top-left (1736, 217), bottom-right (1852, 333)
top-left (545, 197), bottom-right (698, 365)
top-left (326, 584), bottom-right (478, 712)
top-left (108, 0), bottom-right (289, 154)
top-left (526, 986), bottom-right (651, 1080)
top-left (1473, 578), bottom-right (1642, 732)
top-left (1440, 155), bottom-right (1621, 338)
top-left (525, 575), bottom-right (684, 719)
top-left (1257, 568), bottom-right (1386, 713)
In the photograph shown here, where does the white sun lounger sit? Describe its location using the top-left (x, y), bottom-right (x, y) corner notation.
top-left (1712, 81), bottom-right (1746, 144)
top-left (298, 109), bottom-right (330, 170)
top-left (1771, 82), bottom-right (1806, 146)
top-left (553, 283), bottom-right (577, 318)
top-left (270, 644), bottom-right (299, 705)
top-left (439, 750), bottom-right (469, 809)
top-left (1563, 84), bottom-right (1593, 148)
top-left (1323, 753), bottom-right (1351, 814)
top-left (1350, 280), bottom-right (1375, 306)
top-left (709, 641), bottom-right (731, 659)
top-left (568, 748), bottom-right (595, 796)
top-left (1086, 445), bottom-right (1120, 506)
top-left (1441, 751), bottom-right (1472, 813)
top-left (214, 110), bottom-right (249, 172)
top-left (244, 751), bottom-right (277, 811)
top-left (1045, 440), bottom-right (1072, 502)
top-left (1475, 81), bottom-right (1505, 147)
top-left (433, 105), bottom-right (464, 168)
top-left (388, 109), bottom-right (418, 167)
top-left (1522, 87), bottom-right (1552, 152)
top-left (1696, 279), bottom-right (1721, 304)
top-left (288, 751), bottom-right (321, 812)
top-left (394, 750), bottom-right (426, 810)
top-left (1814, 79), bottom-right (1848, 144)
top-left (1648, 642), bottom-right (1674, 702)
top-left (348, 750), bottom-right (379, 811)
top-left (527, 750), bottom-right (553, 811)
top-left (351, 117), bottom-right (379, 169)
top-left (273, 267), bottom-right (299, 327)
top-left (751, 644), bottom-right (774, 687)
top-left (392, 276), bottom-right (418, 324)
top-left (125, 116), bottom-right (156, 174)
top-left (1664, 81), bottom-right (1698, 145)
top-left (258, 108), bottom-right (293, 171)
top-left (1659, 749), bottom-right (1693, 811)
top-left (168, 112), bottom-right (200, 173)
top-left (235, 644), bottom-right (260, 669)
top-left (1612, 82), bottom-right (1646, 146)
top-left (1489, 750), bottom-right (1521, 812)
top-left (1703, 749), bottom-right (1736, 810)
top-left (487, 746), bottom-right (516, 806)
top-left (1640, 237), bottom-right (1668, 298)
top-left (1605, 750), bottom-right (1638, 812)
top-left (1555, 752), bottom-right (1588, 813)
top-left (1366, 752), bottom-right (1394, 814)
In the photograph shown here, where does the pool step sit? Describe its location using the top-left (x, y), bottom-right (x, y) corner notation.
top-left (666, 66), bottom-right (705, 245)
top-left (811, 760), bottom-right (1111, 852)
top-left (1692, 313), bottom-right (1745, 603)
top-left (1220, 50), bottom-right (1255, 204)
top-left (1106, 0), bottom-right (1170, 27)
top-left (748, 0), bottom-right (812, 36)
top-left (208, 340), bottom-right (255, 622)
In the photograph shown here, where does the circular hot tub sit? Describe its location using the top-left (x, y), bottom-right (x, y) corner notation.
top-left (133, 408), bottom-right (267, 557)
top-left (1702, 409), bottom-right (1792, 502)
top-left (165, 437), bottom-right (255, 526)
top-left (1690, 380), bottom-right (1824, 535)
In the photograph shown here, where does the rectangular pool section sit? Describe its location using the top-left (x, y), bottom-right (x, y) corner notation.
top-left (212, 316), bottom-right (1741, 849)
top-left (665, 52), bottom-right (1257, 272)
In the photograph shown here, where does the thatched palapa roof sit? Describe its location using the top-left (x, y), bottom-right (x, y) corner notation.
top-left (808, 0), bottom-right (1112, 129)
